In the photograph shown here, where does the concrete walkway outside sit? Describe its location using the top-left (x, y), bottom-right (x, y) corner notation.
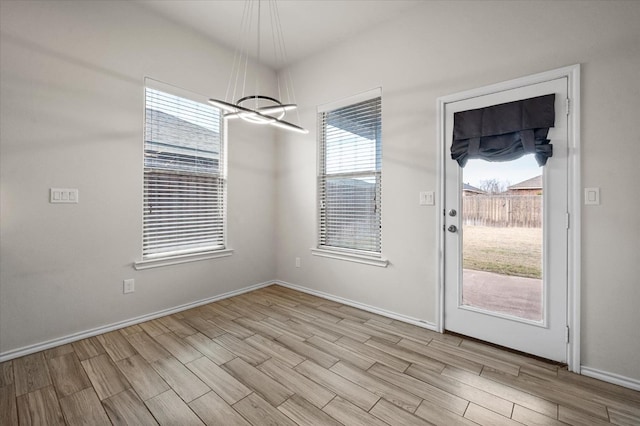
top-left (462, 269), bottom-right (542, 321)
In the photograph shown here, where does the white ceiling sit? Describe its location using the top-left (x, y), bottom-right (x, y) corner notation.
top-left (137, 0), bottom-right (422, 69)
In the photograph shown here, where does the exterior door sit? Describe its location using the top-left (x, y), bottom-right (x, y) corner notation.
top-left (443, 77), bottom-right (568, 362)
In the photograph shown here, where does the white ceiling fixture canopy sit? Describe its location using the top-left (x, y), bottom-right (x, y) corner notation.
top-left (207, 0), bottom-right (308, 134)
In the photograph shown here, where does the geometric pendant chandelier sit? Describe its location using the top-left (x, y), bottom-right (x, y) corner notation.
top-left (208, 0), bottom-right (308, 134)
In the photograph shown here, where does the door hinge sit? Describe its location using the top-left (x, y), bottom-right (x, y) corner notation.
top-left (565, 98), bottom-right (570, 116)
top-left (566, 212), bottom-right (570, 229)
top-left (566, 326), bottom-right (570, 343)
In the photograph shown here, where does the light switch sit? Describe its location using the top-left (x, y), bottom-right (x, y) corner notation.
top-left (50, 188), bottom-right (79, 204)
top-left (584, 187), bottom-right (600, 205)
top-left (419, 191), bottom-right (435, 206)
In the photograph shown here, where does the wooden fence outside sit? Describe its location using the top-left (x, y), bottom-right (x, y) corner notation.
top-left (463, 195), bottom-right (542, 228)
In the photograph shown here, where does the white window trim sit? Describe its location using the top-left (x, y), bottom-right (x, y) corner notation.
top-left (311, 247), bottom-right (389, 268)
top-left (134, 248), bottom-right (234, 270)
top-left (315, 87), bottom-right (387, 266)
top-left (138, 78), bottom-right (230, 267)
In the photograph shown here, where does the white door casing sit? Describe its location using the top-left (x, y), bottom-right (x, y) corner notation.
top-left (436, 65), bottom-right (581, 370)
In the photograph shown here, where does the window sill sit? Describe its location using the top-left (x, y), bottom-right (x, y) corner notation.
top-left (134, 248), bottom-right (234, 270)
top-left (310, 247), bottom-right (389, 268)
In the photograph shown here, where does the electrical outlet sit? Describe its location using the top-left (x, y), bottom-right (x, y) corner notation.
top-left (123, 279), bottom-right (135, 294)
top-left (584, 187), bottom-right (600, 205)
top-left (295, 257), bottom-right (301, 268)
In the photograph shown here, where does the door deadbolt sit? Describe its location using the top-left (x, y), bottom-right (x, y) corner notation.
top-left (448, 225), bottom-right (458, 233)
top-left (449, 209), bottom-right (457, 217)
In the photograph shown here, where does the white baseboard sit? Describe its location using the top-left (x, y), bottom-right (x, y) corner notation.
top-left (273, 280), bottom-right (437, 331)
top-left (0, 280), bottom-right (273, 363)
top-left (580, 366), bottom-right (640, 391)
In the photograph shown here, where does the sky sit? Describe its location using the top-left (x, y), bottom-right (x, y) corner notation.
top-left (463, 154), bottom-right (542, 189)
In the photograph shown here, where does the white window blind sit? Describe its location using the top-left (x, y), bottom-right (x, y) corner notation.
top-left (143, 87), bottom-right (226, 259)
top-left (318, 94), bottom-right (382, 253)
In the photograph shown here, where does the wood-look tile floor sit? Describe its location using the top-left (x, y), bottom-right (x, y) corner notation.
top-left (1, 285), bottom-right (639, 425)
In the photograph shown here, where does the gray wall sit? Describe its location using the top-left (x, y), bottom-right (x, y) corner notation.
top-left (275, 1), bottom-right (640, 381)
top-left (0, 1), bottom-right (277, 354)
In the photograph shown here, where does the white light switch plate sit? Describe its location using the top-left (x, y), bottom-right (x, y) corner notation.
top-left (50, 188), bottom-right (79, 203)
top-left (584, 187), bottom-right (600, 205)
top-left (419, 191), bottom-right (435, 206)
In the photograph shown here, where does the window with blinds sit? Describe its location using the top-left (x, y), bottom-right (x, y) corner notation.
top-left (143, 87), bottom-right (226, 259)
top-left (318, 93), bottom-right (382, 254)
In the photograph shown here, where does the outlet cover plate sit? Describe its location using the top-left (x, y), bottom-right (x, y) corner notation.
top-left (584, 187), bottom-right (600, 205)
top-left (123, 279), bottom-right (135, 294)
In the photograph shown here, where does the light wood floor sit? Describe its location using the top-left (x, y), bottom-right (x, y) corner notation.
top-left (1, 285), bottom-right (639, 425)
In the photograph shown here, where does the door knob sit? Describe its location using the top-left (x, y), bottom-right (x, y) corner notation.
top-left (449, 209), bottom-right (457, 217)
top-left (448, 225), bottom-right (458, 233)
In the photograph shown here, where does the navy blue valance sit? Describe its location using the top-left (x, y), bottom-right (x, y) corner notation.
top-left (451, 94), bottom-right (555, 167)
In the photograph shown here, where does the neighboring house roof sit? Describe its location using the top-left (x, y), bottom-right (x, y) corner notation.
top-left (145, 109), bottom-right (222, 173)
top-left (509, 175), bottom-right (542, 190)
top-left (145, 108), bottom-right (220, 158)
top-left (463, 183), bottom-right (485, 194)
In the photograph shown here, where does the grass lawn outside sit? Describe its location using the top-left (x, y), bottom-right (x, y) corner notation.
top-left (463, 225), bottom-right (542, 279)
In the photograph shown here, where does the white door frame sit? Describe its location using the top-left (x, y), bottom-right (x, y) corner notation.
top-left (435, 64), bottom-right (581, 373)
